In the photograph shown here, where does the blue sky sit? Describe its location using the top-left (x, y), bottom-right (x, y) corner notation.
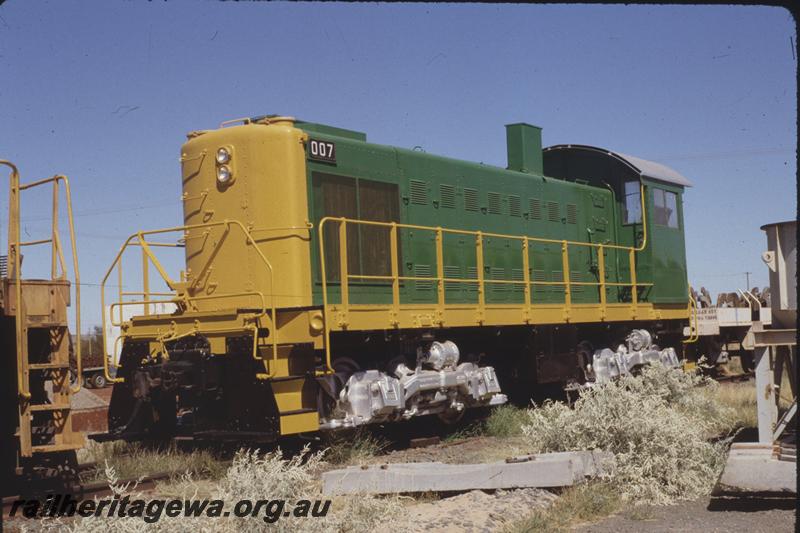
top-left (1, 2), bottom-right (796, 331)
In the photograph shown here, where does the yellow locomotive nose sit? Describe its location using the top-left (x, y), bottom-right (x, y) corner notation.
top-left (179, 117), bottom-right (314, 311)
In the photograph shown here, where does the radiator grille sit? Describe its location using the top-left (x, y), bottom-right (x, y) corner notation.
top-left (488, 192), bottom-right (501, 215)
top-left (529, 198), bottom-right (542, 219)
top-left (511, 268), bottom-right (524, 292)
top-left (444, 265), bottom-right (461, 290)
top-left (566, 203), bottom-right (577, 224)
top-left (410, 180), bottom-right (428, 205)
top-left (547, 201), bottom-right (560, 222)
top-left (439, 184), bottom-right (456, 209)
top-left (464, 188), bottom-right (479, 212)
top-left (490, 267), bottom-right (506, 292)
top-left (414, 264), bottom-right (433, 291)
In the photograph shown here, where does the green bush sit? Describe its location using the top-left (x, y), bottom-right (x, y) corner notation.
top-left (484, 405), bottom-right (529, 438)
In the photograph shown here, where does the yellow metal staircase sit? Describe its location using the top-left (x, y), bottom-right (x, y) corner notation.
top-left (2, 160), bottom-right (84, 457)
top-left (260, 344), bottom-right (319, 435)
top-left (11, 279), bottom-right (84, 455)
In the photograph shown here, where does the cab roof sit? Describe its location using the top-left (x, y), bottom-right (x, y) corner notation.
top-left (543, 144), bottom-right (692, 188)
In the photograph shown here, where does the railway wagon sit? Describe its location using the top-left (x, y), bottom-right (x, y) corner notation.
top-left (96, 115), bottom-right (692, 444)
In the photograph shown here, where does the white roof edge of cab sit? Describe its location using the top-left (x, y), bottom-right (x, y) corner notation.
top-left (543, 144), bottom-right (693, 188)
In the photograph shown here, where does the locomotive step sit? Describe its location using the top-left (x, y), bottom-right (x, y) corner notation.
top-left (269, 374), bottom-right (308, 382)
top-left (28, 362), bottom-right (70, 370)
top-left (31, 443), bottom-right (82, 454)
top-left (23, 321), bottom-right (68, 328)
top-left (28, 403), bottom-right (71, 412)
top-left (278, 408), bottom-right (317, 416)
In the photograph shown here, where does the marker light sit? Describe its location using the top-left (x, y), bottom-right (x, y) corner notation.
top-left (216, 147), bottom-right (231, 164)
top-left (216, 165), bottom-right (233, 184)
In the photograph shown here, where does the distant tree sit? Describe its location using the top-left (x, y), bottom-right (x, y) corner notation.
top-left (75, 325), bottom-right (105, 366)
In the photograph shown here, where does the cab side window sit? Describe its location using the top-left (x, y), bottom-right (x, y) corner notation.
top-left (653, 188), bottom-right (679, 229)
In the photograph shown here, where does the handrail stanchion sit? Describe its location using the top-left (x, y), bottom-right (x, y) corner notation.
top-left (522, 239), bottom-right (531, 319)
top-left (2, 161), bottom-right (29, 399)
top-left (339, 220), bottom-right (349, 318)
top-left (61, 175), bottom-right (82, 394)
top-left (629, 249), bottom-right (638, 310)
top-left (118, 259), bottom-right (124, 325)
top-left (598, 244), bottom-right (607, 319)
top-left (142, 246), bottom-right (150, 316)
top-left (389, 223), bottom-right (400, 325)
top-left (318, 218), bottom-right (334, 373)
top-left (562, 241), bottom-right (571, 314)
top-left (476, 231), bottom-right (485, 320)
top-left (682, 287), bottom-right (699, 344)
top-left (51, 179), bottom-right (59, 278)
top-left (435, 227), bottom-right (445, 317)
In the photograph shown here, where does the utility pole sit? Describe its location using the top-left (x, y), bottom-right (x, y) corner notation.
top-left (745, 271), bottom-right (752, 291)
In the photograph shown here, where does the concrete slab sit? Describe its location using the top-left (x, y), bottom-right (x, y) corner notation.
top-left (718, 444), bottom-right (796, 493)
top-left (322, 450), bottom-right (612, 496)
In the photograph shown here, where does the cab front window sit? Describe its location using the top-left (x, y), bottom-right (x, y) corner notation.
top-left (622, 181), bottom-right (642, 224)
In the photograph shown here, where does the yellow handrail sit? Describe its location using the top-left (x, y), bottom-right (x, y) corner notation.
top-left (318, 206), bottom-right (652, 374)
top-left (682, 286), bottom-right (699, 344)
top-left (1, 162), bottom-right (82, 397)
top-left (634, 182), bottom-right (647, 252)
top-left (100, 220), bottom-right (280, 382)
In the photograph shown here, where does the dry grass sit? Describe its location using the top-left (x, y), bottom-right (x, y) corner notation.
top-left (78, 440), bottom-right (229, 484)
top-left (323, 428), bottom-right (389, 465)
top-left (38, 446), bottom-right (403, 533)
top-left (505, 482), bottom-right (621, 533)
top-left (700, 380), bottom-right (758, 431)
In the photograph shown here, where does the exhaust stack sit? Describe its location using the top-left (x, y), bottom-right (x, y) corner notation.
top-left (505, 123), bottom-right (543, 175)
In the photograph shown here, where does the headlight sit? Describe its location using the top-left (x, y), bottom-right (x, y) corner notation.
top-left (216, 165), bottom-right (233, 184)
top-left (216, 147), bottom-right (231, 164)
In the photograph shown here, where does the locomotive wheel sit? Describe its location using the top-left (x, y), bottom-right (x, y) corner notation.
top-left (576, 340), bottom-right (595, 383)
top-left (437, 408), bottom-right (466, 425)
top-left (317, 357), bottom-right (362, 421)
top-left (332, 357), bottom-right (361, 378)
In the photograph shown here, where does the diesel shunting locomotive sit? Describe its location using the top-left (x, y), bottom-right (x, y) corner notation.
top-left (95, 115), bottom-right (693, 444)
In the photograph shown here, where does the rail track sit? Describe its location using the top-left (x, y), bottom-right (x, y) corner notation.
top-left (714, 372), bottom-right (755, 384)
top-left (2, 469), bottom-right (177, 519)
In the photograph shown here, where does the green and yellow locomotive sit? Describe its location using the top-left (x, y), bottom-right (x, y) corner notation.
top-left (97, 115), bottom-right (692, 443)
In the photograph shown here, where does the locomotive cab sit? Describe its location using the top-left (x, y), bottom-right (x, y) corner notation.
top-left (542, 145), bottom-right (691, 307)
